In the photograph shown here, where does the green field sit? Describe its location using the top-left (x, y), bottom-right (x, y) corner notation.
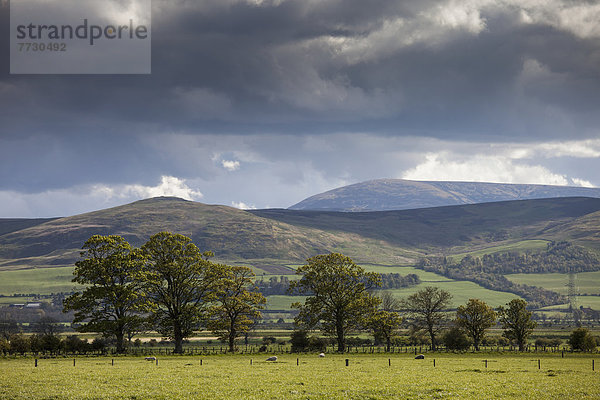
top-left (0, 263), bottom-right (522, 309)
top-left (383, 281), bottom-right (521, 308)
top-left (506, 271), bottom-right (600, 296)
top-left (449, 240), bottom-right (550, 261)
top-left (0, 353), bottom-right (597, 399)
top-left (0, 267), bottom-right (81, 296)
top-left (540, 296), bottom-right (600, 311)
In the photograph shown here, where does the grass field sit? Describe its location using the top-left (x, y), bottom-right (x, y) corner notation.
top-left (506, 271), bottom-right (600, 296)
top-left (0, 353), bottom-right (597, 399)
top-left (383, 281), bottom-right (521, 308)
top-left (540, 296), bottom-right (600, 311)
top-left (448, 240), bottom-right (550, 261)
top-left (0, 267), bottom-right (81, 296)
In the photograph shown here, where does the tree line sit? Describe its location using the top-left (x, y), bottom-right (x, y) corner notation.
top-left (255, 272), bottom-right (420, 295)
top-left (285, 253), bottom-right (556, 353)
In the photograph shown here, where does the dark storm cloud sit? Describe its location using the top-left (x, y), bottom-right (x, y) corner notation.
top-left (2, 0), bottom-right (599, 140)
top-left (1, 0), bottom-right (600, 201)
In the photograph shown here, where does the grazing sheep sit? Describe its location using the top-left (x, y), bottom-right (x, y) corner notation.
top-left (414, 354), bottom-right (425, 359)
top-left (145, 356), bottom-right (157, 361)
top-left (266, 356), bottom-right (278, 361)
top-left (319, 353), bottom-right (325, 358)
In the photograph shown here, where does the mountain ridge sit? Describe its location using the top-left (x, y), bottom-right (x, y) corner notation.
top-left (289, 179), bottom-right (600, 211)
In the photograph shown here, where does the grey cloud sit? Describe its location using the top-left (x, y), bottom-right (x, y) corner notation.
top-left (1, 0), bottom-right (600, 211)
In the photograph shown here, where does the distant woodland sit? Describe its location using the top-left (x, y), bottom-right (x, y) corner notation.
top-left (255, 273), bottom-right (421, 296)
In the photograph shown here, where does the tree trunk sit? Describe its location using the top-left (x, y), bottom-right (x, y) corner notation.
top-left (336, 319), bottom-right (345, 352)
top-left (173, 322), bottom-right (183, 354)
top-left (115, 331), bottom-right (125, 354)
top-left (229, 329), bottom-right (236, 352)
top-left (386, 336), bottom-right (391, 352)
top-left (474, 339), bottom-right (480, 351)
top-left (429, 328), bottom-right (436, 351)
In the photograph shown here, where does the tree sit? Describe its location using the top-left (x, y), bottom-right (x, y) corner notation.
top-left (207, 265), bottom-right (266, 352)
top-left (369, 309), bottom-right (402, 352)
top-left (455, 298), bottom-right (497, 351)
top-left (569, 327), bottom-right (597, 352)
top-left (289, 253), bottom-right (381, 352)
top-left (369, 292), bottom-right (402, 351)
top-left (63, 235), bottom-right (147, 353)
top-left (0, 318), bottom-right (18, 340)
top-left (497, 299), bottom-right (536, 351)
top-left (380, 291), bottom-right (402, 311)
top-left (401, 286), bottom-right (452, 350)
top-left (141, 232), bottom-right (221, 354)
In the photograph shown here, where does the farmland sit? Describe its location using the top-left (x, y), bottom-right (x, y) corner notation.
top-left (0, 353), bottom-right (597, 399)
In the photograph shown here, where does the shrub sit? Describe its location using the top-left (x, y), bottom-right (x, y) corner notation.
top-left (569, 328), bottom-right (597, 352)
top-left (290, 330), bottom-right (310, 353)
top-left (262, 336), bottom-right (277, 345)
top-left (9, 334), bottom-right (30, 355)
top-left (442, 327), bottom-right (472, 351)
top-left (91, 338), bottom-right (107, 352)
top-left (307, 336), bottom-right (327, 352)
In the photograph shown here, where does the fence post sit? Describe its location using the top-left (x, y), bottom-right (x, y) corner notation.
top-left (35, 359), bottom-right (38, 367)
top-left (345, 359), bottom-right (349, 367)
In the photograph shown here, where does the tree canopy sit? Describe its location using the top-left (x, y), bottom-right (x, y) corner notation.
top-left (289, 253), bottom-right (381, 352)
top-left (141, 232), bottom-right (223, 354)
top-left (62, 235), bottom-right (147, 353)
top-left (497, 299), bottom-right (537, 351)
top-left (207, 265), bottom-right (266, 352)
top-left (401, 286), bottom-right (452, 350)
top-left (456, 298), bottom-right (497, 351)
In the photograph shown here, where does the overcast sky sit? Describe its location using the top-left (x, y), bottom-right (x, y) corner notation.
top-left (1, 0), bottom-right (600, 217)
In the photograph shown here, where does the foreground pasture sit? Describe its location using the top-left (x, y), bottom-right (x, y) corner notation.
top-left (0, 353), bottom-right (597, 399)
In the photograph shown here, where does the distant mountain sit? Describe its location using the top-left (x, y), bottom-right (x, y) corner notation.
top-left (289, 179), bottom-right (600, 211)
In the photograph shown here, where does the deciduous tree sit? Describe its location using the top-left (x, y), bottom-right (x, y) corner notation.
top-left (141, 232), bottom-right (221, 354)
top-left (207, 265), bottom-right (266, 352)
top-left (497, 299), bottom-right (536, 351)
top-left (401, 286), bottom-right (452, 350)
top-left (369, 309), bottom-right (402, 352)
top-left (456, 298), bottom-right (496, 351)
top-left (63, 235), bottom-right (146, 353)
top-left (289, 253), bottom-right (381, 352)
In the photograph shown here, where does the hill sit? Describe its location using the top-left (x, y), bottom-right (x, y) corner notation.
top-left (0, 197), bottom-right (397, 270)
top-left (289, 179), bottom-right (600, 211)
top-left (257, 197), bottom-right (600, 251)
top-left (2, 197), bottom-right (600, 272)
